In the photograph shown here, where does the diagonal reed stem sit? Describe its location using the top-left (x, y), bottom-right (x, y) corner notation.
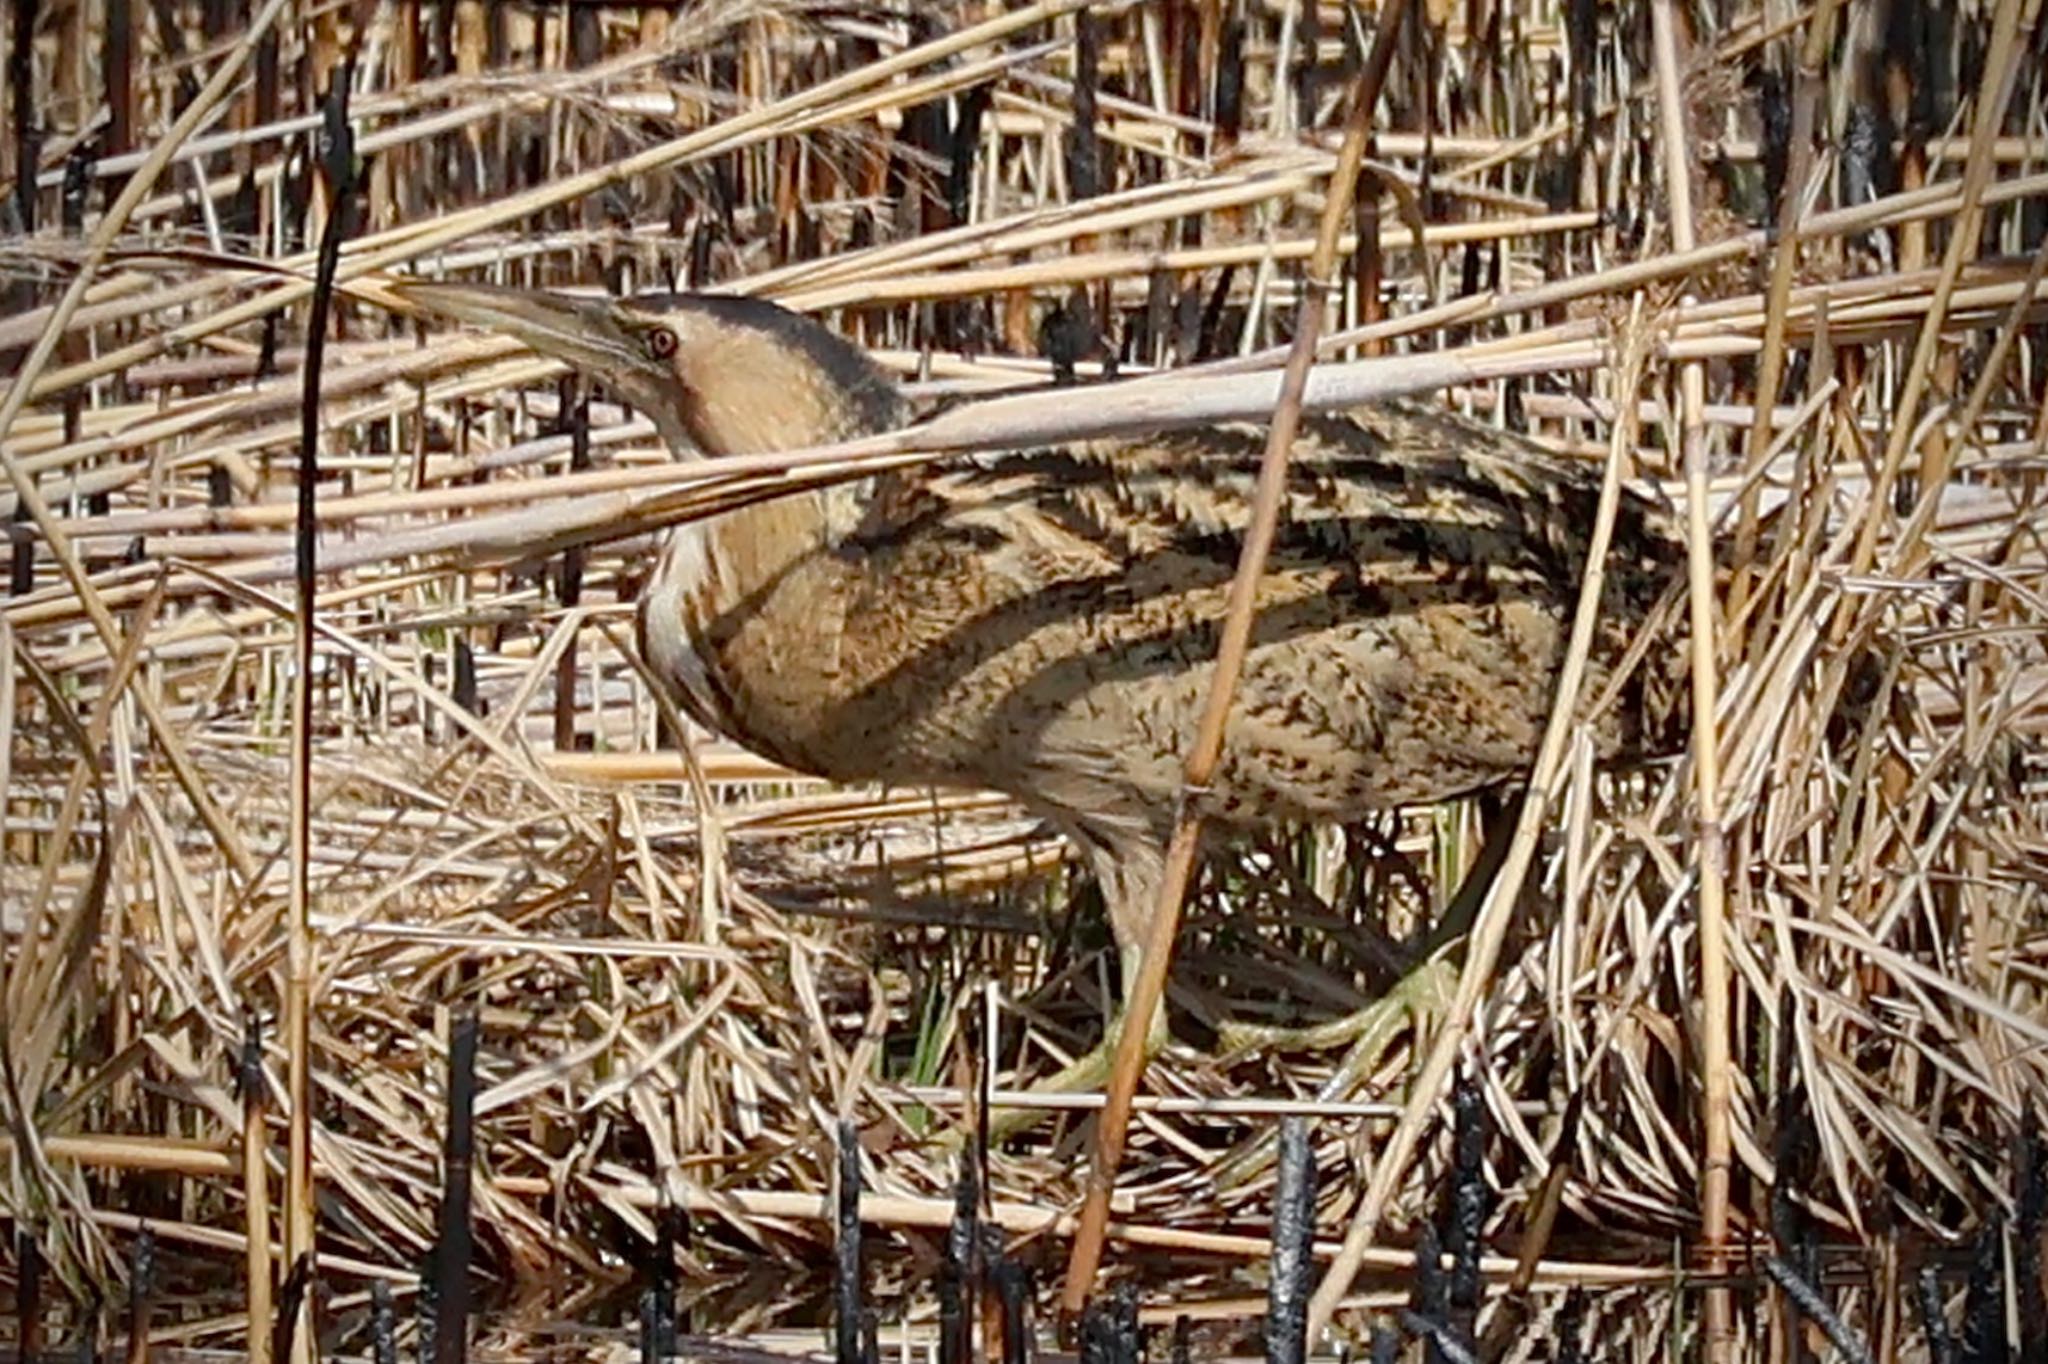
top-left (1057, 0), bottom-right (1413, 1316)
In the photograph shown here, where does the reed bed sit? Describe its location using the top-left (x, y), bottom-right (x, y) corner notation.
top-left (2, 0), bottom-right (2046, 1357)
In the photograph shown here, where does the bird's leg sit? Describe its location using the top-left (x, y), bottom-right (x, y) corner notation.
top-left (1215, 790), bottom-right (1524, 1059)
top-left (948, 852), bottom-right (1174, 1149)
top-left (1000, 941), bottom-right (1170, 1099)
top-left (1208, 793), bottom-right (1526, 1189)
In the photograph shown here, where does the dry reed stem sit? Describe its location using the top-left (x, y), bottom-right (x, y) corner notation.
top-left (1059, 0), bottom-right (1414, 1313)
top-left (1646, 3), bottom-right (1734, 1355)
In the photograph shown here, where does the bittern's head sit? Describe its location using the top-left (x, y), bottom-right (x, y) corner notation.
top-left (393, 282), bottom-right (908, 459)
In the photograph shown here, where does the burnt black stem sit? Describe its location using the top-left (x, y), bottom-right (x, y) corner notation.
top-left (1959, 1213), bottom-right (2007, 1364)
top-left (17, 1225), bottom-right (42, 1364)
top-left (834, 1120), bottom-right (863, 1364)
top-left (452, 639), bottom-right (478, 715)
top-left (430, 1014), bottom-right (479, 1364)
top-left (123, 1229), bottom-right (153, 1364)
top-left (1444, 1077), bottom-right (1487, 1352)
top-left (58, 144), bottom-right (91, 450)
top-left (652, 1204), bottom-right (677, 1355)
top-left (551, 380), bottom-right (590, 749)
top-left (1761, 1257), bottom-right (1874, 1364)
top-left (993, 1251), bottom-right (1031, 1364)
top-left (2015, 1115), bottom-right (2046, 1357)
top-left (1554, 1287), bottom-right (1589, 1364)
top-left (291, 75), bottom-right (358, 1321)
top-left (1410, 1221), bottom-right (1447, 1364)
top-left (1397, 1310), bottom-right (1478, 1364)
top-left (1266, 1117), bottom-right (1315, 1364)
top-left (1066, 9), bottom-right (1100, 202)
top-left (1078, 1283), bottom-right (1138, 1364)
top-left (8, 0), bottom-right (36, 232)
top-left (369, 1281), bottom-right (396, 1364)
top-left (270, 1254), bottom-right (313, 1364)
top-left (414, 1258), bottom-right (436, 1364)
top-left (939, 1151), bottom-right (980, 1364)
top-left (1917, 1263), bottom-right (1955, 1364)
top-left (638, 1290), bottom-right (659, 1364)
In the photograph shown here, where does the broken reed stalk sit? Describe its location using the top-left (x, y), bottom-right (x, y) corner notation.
top-left (1647, 2), bottom-right (1734, 1355)
top-left (0, 0), bottom-right (292, 888)
top-left (286, 58), bottom-right (360, 1364)
top-left (1056, 0), bottom-right (1413, 1314)
top-left (240, 1020), bottom-right (273, 1364)
top-left (1306, 316), bottom-right (1654, 1341)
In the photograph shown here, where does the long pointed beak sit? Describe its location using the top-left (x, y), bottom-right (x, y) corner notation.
top-left (391, 280), bottom-right (654, 381)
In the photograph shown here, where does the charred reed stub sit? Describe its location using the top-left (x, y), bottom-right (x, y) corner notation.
top-left (1397, 1309), bottom-right (1478, 1364)
top-left (834, 1120), bottom-right (862, 1364)
top-left (1552, 1288), bottom-right (1589, 1364)
top-left (1443, 1077), bottom-right (1489, 1347)
top-left (1916, 1263), bottom-right (1955, 1364)
top-left (638, 1290), bottom-right (660, 1364)
top-left (2014, 1115), bottom-right (2047, 1349)
top-left (1760, 1258), bottom-right (1873, 1364)
top-left (938, 1152), bottom-right (980, 1364)
top-left (7, 0), bottom-right (35, 234)
top-left (18, 1225), bottom-right (43, 1364)
top-left (1407, 1222), bottom-right (1451, 1364)
top-left (1266, 1118), bottom-right (1315, 1364)
top-left (369, 1281), bottom-right (397, 1364)
top-left (551, 377), bottom-right (592, 748)
top-left (414, 1258), bottom-right (436, 1364)
top-left (271, 1254), bottom-right (314, 1364)
top-left (1078, 1282), bottom-right (1140, 1364)
top-left (648, 1204), bottom-right (679, 1359)
top-left (430, 1014), bottom-right (479, 1364)
top-left (1066, 9), bottom-right (1101, 204)
top-left (1770, 996), bottom-right (1820, 1354)
top-left (1960, 1212), bottom-right (2007, 1364)
top-left (123, 1229), bottom-right (153, 1364)
top-left (991, 1248), bottom-right (1032, 1364)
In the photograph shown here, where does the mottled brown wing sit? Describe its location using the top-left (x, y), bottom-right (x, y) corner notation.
top-left (823, 404), bottom-right (1688, 819)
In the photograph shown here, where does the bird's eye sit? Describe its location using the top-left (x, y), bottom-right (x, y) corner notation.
top-left (646, 327), bottom-right (679, 360)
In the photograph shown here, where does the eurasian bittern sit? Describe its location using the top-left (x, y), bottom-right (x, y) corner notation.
top-left (399, 282), bottom-right (1691, 1107)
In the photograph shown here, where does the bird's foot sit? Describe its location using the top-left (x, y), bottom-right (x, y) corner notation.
top-left (931, 1005), bottom-right (1173, 1153)
top-left (1210, 957), bottom-right (1458, 1191)
top-left (1217, 955), bottom-right (1457, 1060)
